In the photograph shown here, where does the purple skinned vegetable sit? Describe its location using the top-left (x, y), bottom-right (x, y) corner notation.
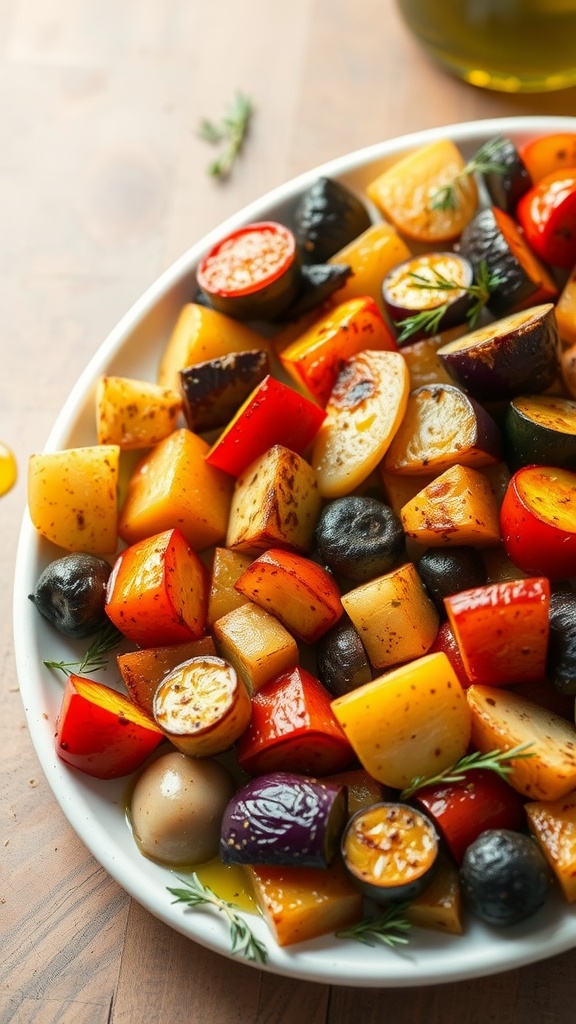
top-left (220, 770), bottom-right (347, 868)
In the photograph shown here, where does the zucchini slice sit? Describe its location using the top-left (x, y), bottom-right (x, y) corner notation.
top-left (341, 802), bottom-right (439, 902)
top-left (152, 654), bottom-right (251, 756)
top-left (504, 394), bottom-right (576, 471)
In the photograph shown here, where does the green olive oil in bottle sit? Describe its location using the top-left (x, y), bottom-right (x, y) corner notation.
top-left (396, 0), bottom-right (576, 92)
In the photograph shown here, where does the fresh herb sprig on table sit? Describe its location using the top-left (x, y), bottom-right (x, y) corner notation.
top-left (429, 136), bottom-right (508, 212)
top-left (198, 92), bottom-right (254, 180)
top-left (336, 903), bottom-right (412, 948)
top-left (395, 259), bottom-right (501, 343)
top-left (400, 742), bottom-right (534, 801)
top-left (43, 621), bottom-right (124, 676)
top-left (168, 873), bottom-right (268, 964)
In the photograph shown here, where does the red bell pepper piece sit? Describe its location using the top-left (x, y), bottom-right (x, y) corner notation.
top-left (237, 666), bottom-right (354, 777)
top-left (105, 527), bottom-right (208, 647)
top-left (413, 769), bottom-right (526, 865)
top-left (205, 375), bottom-right (326, 477)
top-left (500, 465), bottom-right (576, 581)
top-left (444, 577), bottom-right (550, 687)
top-left (427, 620), bottom-right (474, 689)
top-left (517, 168), bottom-right (576, 268)
top-left (56, 674), bottom-right (164, 779)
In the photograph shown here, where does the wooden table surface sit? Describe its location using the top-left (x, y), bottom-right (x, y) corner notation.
top-left (3, 2), bottom-right (576, 1021)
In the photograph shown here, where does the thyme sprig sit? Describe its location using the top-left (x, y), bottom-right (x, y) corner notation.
top-left (43, 621), bottom-right (123, 677)
top-left (429, 136), bottom-right (508, 212)
top-left (395, 258), bottom-right (501, 343)
top-left (168, 873), bottom-right (268, 964)
top-left (198, 92), bottom-right (254, 180)
top-left (336, 903), bottom-right (412, 948)
top-left (400, 742), bottom-right (535, 801)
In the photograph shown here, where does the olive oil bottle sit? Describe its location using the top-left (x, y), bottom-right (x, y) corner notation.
top-left (396, 0), bottom-right (576, 92)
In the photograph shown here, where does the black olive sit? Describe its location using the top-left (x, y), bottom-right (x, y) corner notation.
top-left (547, 590), bottom-right (576, 695)
top-left (459, 829), bottom-right (550, 927)
top-left (292, 177), bottom-right (372, 264)
top-left (316, 615), bottom-right (372, 697)
top-left (315, 496), bottom-right (405, 583)
top-left (417, 546), bottom-right (487, 615)
top-left (29, 553), bottom-right (112, 639)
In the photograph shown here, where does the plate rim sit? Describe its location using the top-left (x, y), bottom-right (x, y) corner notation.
top-left (13, 113), bottom-right (576, 988)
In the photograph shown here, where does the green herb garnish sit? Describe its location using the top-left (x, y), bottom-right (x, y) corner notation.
top-left (168, 873), bottom-right (268, 964)
top-left (399, 742), bottom-right (535, 801)
top-left (395, 259), bottom-right (501, 343)
top-left (43, 621), bottom-right (123, 676)
top-left (429, 136), bottom-right (508, 212)
top-left (198, 92), bottom-right (254, 180)
top-left (336, 902), bottom-right (412, 948)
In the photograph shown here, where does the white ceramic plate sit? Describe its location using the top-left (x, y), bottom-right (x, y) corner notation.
top-left (13, 115), bottom-right (576, 988)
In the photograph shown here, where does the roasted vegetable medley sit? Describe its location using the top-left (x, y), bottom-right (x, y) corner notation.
top-left (27, 129), bottom-right (576, 958)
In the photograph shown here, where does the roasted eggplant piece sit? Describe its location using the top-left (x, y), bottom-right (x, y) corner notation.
top-left (341, 802), bottom-right (440, 902)
top-left (220, 771), bottom-right (347, 868)
top-left (293, 177), bottom-right (372, 263)
top-left (180, 349), bottom-right (270, 432)
top-left (382, 251), bottom-right (475, 343)
top-left (476, 136), bottom-right (532, 214)
top-left (504, 394), bottom-right (576, 472)
top-left (437, 304), bottom-right (561, 402)
top-left (458, 206), bottom-right (558, 318)
top-left (547, 590), bottom-right (576, 696)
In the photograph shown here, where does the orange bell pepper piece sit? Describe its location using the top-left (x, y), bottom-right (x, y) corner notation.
top-left (105, 527), bottom-right (208, 647)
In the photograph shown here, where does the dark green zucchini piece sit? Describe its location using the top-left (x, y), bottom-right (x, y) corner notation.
top-left (458, 207), bottom-right (557, 318)
top-left (315, 495), bottom-right (405, 582)
top-left (278, 262), bottom-right (352, 321)
top-left (293, 177), bottom-right (372, 263)
top-left (417, 546), bottom-right (487, 616)
top-left (459, 829), bottom-right (550, 927)
top-left (180, 349), bottom-right (270, 432)
top-left (316, 614), bottom-right (372, 698)
top-left (341, 802), bottom-right (440, 902)
top-left (476, 136), bottom-right (532, 215)
top-left (220, 771), bottom-right (346, 868)
top-left (504, 394), bottom-right (576, 472)
top-left (547, 590), bottom-right (576, 696)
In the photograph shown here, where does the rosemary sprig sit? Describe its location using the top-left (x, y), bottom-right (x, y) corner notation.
top-left (198, 92), bottom-right (254, 180)
top-left (395, 258), bottom-right (501, 343)
top-left (43, 621), bottom-right (123, 676)
top-left (429, 136), bottom-right (508, 212)
top-left (168, 873), bottom-right (268, 964)
top-left (336, 902), bottom-right (412, 948)
top-left (399, 742), bottom-right (535, 801)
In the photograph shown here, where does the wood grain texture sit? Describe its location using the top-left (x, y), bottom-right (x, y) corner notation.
top-left (3, 1), bottom-right (576, 1022)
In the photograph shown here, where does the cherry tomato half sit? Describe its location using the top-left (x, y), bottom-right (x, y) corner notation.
top-left (517, 169), bottom-right (576, 269)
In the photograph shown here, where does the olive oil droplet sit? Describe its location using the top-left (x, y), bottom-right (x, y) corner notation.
top-left (0, 443), bottom-right (17, 496)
